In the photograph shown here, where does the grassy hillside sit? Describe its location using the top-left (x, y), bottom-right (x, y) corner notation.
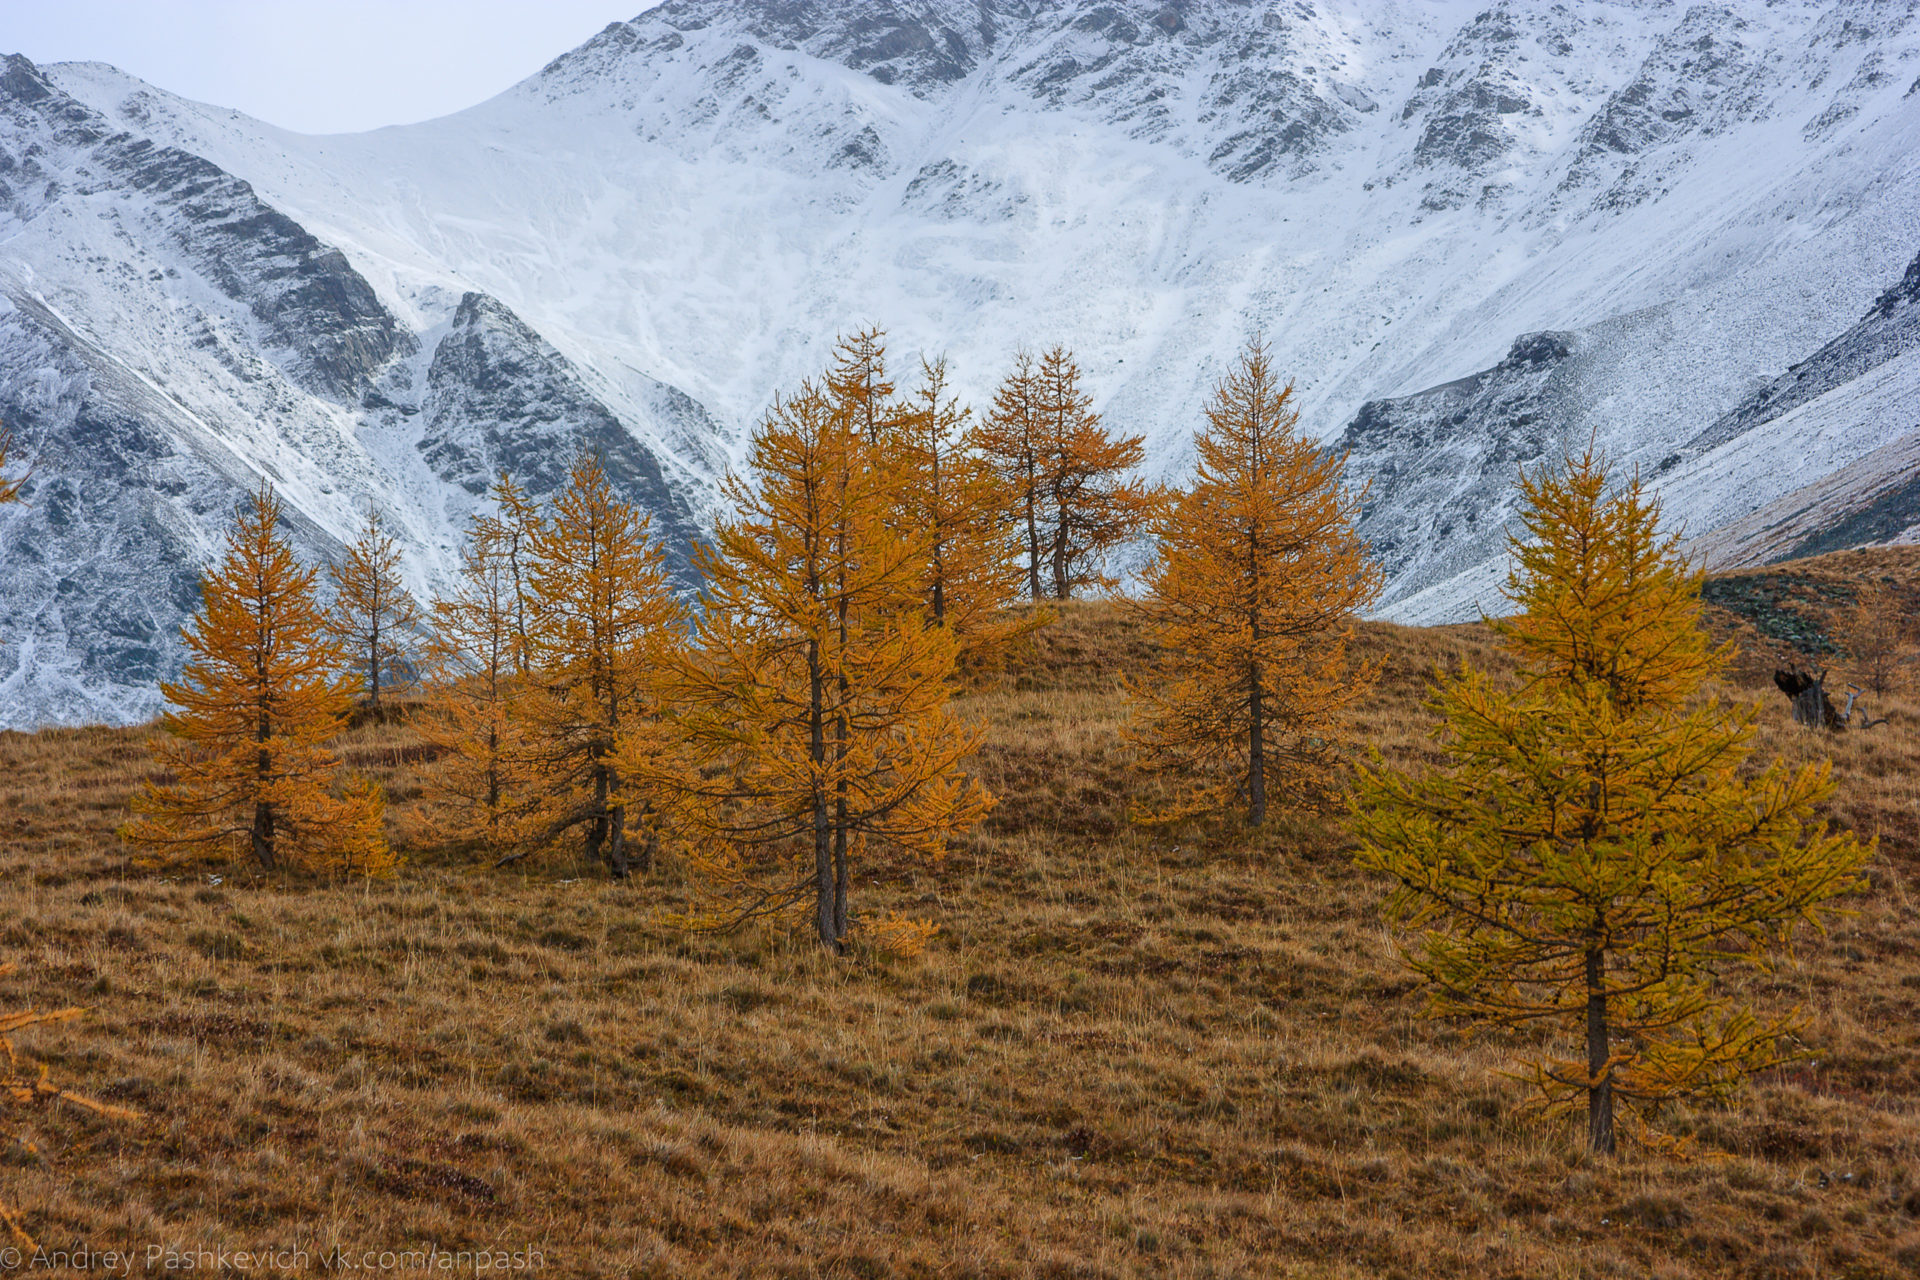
top-left (3, 550), bottom-right (1919, 1278)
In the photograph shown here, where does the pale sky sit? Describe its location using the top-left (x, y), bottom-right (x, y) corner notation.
top-left (0, 1), bottom-right (653, 134)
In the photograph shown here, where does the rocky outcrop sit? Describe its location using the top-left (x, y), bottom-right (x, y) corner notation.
top-left (1339, 332), bottom-right (1579, 603)
top-left (0, 58), bottom-right (724, 727)
top-left (415, 292), bottom-right (703, 576)
top-left (1688, 249), bottom-right (1920, 457)
top-left (0, 55), bottom-right (408, 401)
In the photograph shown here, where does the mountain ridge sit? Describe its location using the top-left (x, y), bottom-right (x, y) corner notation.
top-left (3, 0), bottom-right (1918, 724)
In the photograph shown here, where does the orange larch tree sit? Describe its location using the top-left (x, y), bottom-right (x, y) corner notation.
top-left (824, 325), bottom-right (906, 445)
top-left (657, 379), bottom-right (991, 951)
top-left (894, 355), bottom-right (1029, 659)
top-left (1037, 345), bottom-right (1152, 600)
top-left (1128, 339), bottom-right (1381, 825)
top-left (418, 510), bottom-right (532, 841)
top-left (328, 508), bottom-right (423, 709)
top-left (976, 350), bottom-right (1050, 600)
top-left (479, 471), bottom-right (541, 677)
top-left (517, 454), bottom-right (685, 879)
top-left (122, 482), bottom-right (391, 874)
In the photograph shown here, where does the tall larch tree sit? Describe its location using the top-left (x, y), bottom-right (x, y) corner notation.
top-left (1353, 452), bottom-right (1868, 1154)
top-left (123, 482), bottom-right (391, 875)
top-left (328, 508), bottom-right (423, 709)
top-left (1129, 339), bottom-right (1381, 825)
top-left (1842, 579), bottom-right (1910, 696)
top-left (478, 471), bottom-right (541, 677)
top-left (517, 454), bottom-right (684, 879)
top-left (418, 513), bottom-right (531, 841)
top-left (977, 350), bottom-right (1050, 600)
top-left (656, 380), bottom-right (992, 952)
top-left (825, 325), bottom-right (906, 444)
top-left (1037, 345), bottom-right (1152, 599)
top-left (896, 355), bottom-right (1028, 658)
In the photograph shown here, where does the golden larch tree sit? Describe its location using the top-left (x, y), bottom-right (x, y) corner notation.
top-left (479, 471), bottom-right (541, 677)
top-left (1037, 345), bottom-right (1151, 599)
top-left (418, 512), bottom-right (532, 841)
top-left (1129, 339), bottom-right (1381, 825)
top-left (825, 325), bottom-right (906, 444)
top-left (1842, 579), bottom-right (1911, 697)
top-left (123, 482), bottom-right (391, 875)
top-left (1353, 453), bottom-right (1868, 1154)
top-left (516, 454), bottom-right (685, 879)
top-left (895, 355), bottom-right (1030, 659)
top-left (657, 380), bottom-right (991, 951)
top-left (328, 508), bottom-right (423, 709)
top-left (977, 350), bottom-right (1050, 599)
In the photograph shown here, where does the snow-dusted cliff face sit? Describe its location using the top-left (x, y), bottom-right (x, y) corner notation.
top-left (2, 0), bottom-right (1918, 724)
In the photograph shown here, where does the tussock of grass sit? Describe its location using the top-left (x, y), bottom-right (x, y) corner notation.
top-left (1, 554), bottom-right (1919, 1276)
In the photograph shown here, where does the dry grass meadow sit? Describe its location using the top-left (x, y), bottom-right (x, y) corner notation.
top-left (3, 547), bottom-right (1920, 1277)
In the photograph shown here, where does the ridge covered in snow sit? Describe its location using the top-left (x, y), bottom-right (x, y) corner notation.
top-left (2, 0), bottom-right (1918, 725)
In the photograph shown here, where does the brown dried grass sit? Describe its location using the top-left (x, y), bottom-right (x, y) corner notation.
top-left (0, 554), bottom-right (1918, 1276)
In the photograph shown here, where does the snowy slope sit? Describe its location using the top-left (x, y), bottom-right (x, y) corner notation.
top-left (4, 0), bottom-right (1920, 724)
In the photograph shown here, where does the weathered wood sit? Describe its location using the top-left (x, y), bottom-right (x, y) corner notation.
top-left (1775, 665), bottom-right (1844, 731)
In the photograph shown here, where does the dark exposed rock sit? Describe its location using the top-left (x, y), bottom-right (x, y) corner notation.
top-left (0, 287), bottom-right (343, 725)
top-left (1688, 249), bottom-right (1920, 456)
top-left (1780, 470), bottom-right (1920, 563)
top-left (557, 0), bottom-right (1000, 97)
top-left (417, 292), bottom-right (703, 579)
top-left (1339, 333), bottom-right (1579, 602)
top-left (1559, 6), bottom-right (1766, 211)
top-left (0, 54), bottom-right (409, 402)
top-left (0, 56), bottom-right (727, 725)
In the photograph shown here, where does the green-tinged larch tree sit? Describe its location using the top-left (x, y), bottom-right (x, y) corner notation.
top-left (123, 482), bottom-right (391, 875)
top-left (1353, 452), bottom-right (1869, 1154)
top-left (417, 510), bottom-right (533, 841)
top-left (895, 355), bottom-right (1031, 660)
top-left (1129, 339), bottom-right (1381, 825)
top-left (328, 509), bottom-right (423, 709)
top-left (517, 454), bottom-right (685, 879)
top-left (647, 380), bottom-right (992, 952)
top-left (1037, 345), bottom-right (1153, 599)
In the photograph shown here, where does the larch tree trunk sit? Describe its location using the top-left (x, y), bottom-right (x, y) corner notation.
top-left (1247, 663), bottom-right (1267, 827)
top-left (1024, 472), bottom-right (1043, 601)
top-left (809, 642), bottom-right (836, 951)
top-left (1586, 948), bottom-right (1616, 1155)
top-left (252, 712), bottom-right (277, 870)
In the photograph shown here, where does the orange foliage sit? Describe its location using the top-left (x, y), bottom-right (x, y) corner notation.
top-left (121, 482), bottom-right (391, 875)
top-left (327, 509), bottom-right (423, 708)
top-left (517, 455), bottom-right (685, 879)
top-left (1128, 339), bottom-right (1381, 824)
top-left (0, 425), bottom-right (22, 505)
top-left (660, 375), bottom-right (991, 950)
top-left (978, 346), bottom-right (1152, 600)
top-left (417, 512), bottom-right (532, 839)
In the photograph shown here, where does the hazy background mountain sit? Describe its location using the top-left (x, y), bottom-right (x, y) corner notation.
top-left (2, 0), bottom-right (1917, 726)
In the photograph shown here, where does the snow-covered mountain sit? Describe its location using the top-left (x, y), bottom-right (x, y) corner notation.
top-left (2, 0), bottom-right (1917, 725)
